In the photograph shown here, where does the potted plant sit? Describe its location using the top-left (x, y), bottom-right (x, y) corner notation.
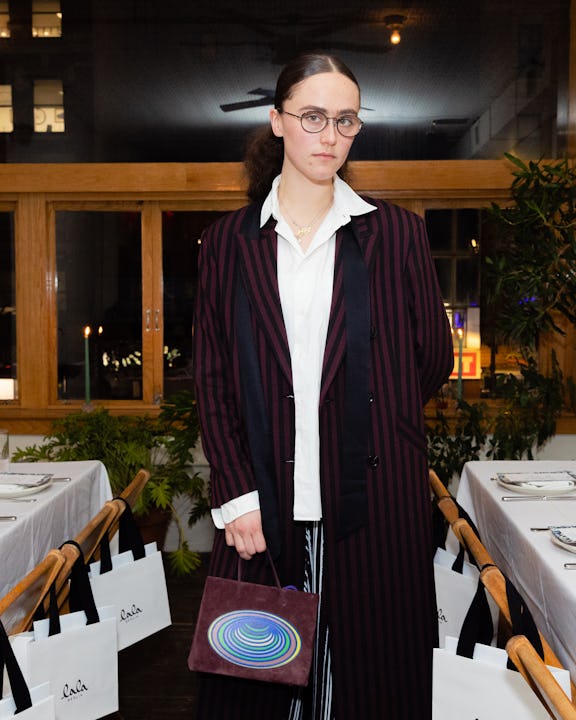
top-left (11, 390), bottom-right (210, 575)
top-left (483, 153), bottom-right (576, 374)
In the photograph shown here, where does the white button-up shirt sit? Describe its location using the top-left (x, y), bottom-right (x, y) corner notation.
top-left (211, 175), bottom-right (375, 528)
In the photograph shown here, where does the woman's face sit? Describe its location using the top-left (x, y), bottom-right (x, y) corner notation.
top-left (270, 71), bottom-right (360, 186)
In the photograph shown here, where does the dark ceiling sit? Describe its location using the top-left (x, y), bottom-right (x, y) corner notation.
top-left (12, 0), bottom-right (572, 163)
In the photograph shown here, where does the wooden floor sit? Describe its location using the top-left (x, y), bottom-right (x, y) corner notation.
top-left (103, 553), bottom-right (210, 719)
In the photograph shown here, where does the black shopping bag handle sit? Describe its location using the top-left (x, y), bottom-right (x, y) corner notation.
top-left (55, 540), bottom-right (100, 632)
top-left (98, 498), bottom-right (146, 575)
top-left (0, 618), bottom-right (32, 712)
top-left (455, 574), bottom-right (494, 658)
top-left (505, 575), bottom-right (544, 668)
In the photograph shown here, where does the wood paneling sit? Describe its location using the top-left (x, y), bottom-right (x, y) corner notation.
top-left (0, 160), bottom-right (574, 435)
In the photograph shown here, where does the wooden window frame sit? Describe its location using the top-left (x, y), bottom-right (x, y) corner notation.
top-left (0, 159), bottom-right (573, 434)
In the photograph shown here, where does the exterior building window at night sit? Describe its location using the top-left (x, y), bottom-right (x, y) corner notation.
top-left (0, 85), bottom-right (13, 132)
top-left (32, 0), bottom-right (62, 38)
top-left (425, 207), bottom-right (482, 358)
top-left (0, 212), bottom-right (16, 401)
top-left (34, 78), bottom-right (64, 132)
top-left (0, 2), bottom-right (10, 38)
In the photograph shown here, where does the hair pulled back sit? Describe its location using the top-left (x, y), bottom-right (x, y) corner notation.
top-left (244, 53), bottom-right (360, 202)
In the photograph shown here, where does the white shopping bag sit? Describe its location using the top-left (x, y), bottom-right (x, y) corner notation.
top-left (0, 619), bottom-right (55, 720)
top-left (0, 682), bottom-right (54, 720)
top-left (434, 573), bottom-right (572, 719)
top-left (433, 637), bottom-right (571, 719)
top-left (89, 541), bottom-right (171, 650)
top-left (434, 546), bottom-right (498, 647)
top-left (11, 605), bottom-right (118, 720)
top-left (10, 605), bottom-right (117, 720)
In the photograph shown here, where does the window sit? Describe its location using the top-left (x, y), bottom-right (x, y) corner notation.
top-left (0, 212), bottom-right (16, 400)
top-left (34, 79), bottom-right (64, 132)
top-left (32, 0), bottom-right (61, 38)
top-left (0, 1), bottom-right (10, 38)
top-left (56, 211), bottom-right (142, 401)
top-left (0, 85), bottom-right (13, 132)
top-left (426, 208), bottom-right (482, 356)
top-left (162, 211), bottom-right (222, 396)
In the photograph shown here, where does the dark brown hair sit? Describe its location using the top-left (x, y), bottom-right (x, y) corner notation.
top-left (244, 53), bottom-right (360, 202)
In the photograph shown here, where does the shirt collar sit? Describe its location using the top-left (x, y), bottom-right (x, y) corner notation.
top-left (260, 174), bottom-right (376, 229)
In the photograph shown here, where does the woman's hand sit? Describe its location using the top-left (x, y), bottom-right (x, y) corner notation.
top-left (224, 509), bottom-right (267, 560)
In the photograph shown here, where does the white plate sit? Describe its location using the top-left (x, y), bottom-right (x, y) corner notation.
top-left (0, 474), bottom-right (52, 498)
top-left (550, 526), bottom-right (576, 554)
top-left (496, 472), bottom-right (576, 496)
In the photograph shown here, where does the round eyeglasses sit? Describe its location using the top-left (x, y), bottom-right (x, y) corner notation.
top-left (281, 110), bottom-right (363, 137)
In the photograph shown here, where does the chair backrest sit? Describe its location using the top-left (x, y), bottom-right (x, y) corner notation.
top-left (430, 469), bottom-right (460, 525)
top-left (106, 468), bottom-right (151, 540)
top-left (54, 500), bottom-right (121, 611)
top-left (120, 468), bottom-right (151, 510)
top-left (0, 549), bottom-right (65, 635)
top-left (453, 518), bottom-right (576, 700)
top-left (506, 635), bottom-right (576, 719)
top-left (74, 500), bottom-right (121, 564)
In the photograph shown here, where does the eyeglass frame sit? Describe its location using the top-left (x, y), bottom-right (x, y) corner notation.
top-left (280, 109), bottom-right (364, 137)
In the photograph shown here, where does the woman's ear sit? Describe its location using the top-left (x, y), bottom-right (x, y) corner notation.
top-left (270, 108), bottom-right (283, 138)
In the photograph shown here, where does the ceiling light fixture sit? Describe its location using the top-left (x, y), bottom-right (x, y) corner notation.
top-left (384, 14), bottom-right (406, 46)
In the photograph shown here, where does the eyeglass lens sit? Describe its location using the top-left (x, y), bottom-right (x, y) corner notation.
top-left (300, 111), bottom-right (362, 137)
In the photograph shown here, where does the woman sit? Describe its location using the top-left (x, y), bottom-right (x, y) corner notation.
top-left (193, 53), bottom-right (453, 719)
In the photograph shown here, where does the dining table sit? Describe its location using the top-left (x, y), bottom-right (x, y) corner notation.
top-left (456, 459), bottom-right (576, 682)
top-left (0, 460), bottom-right (113, 598)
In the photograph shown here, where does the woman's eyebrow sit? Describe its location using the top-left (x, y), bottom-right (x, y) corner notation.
top-left (298, 104), bottom-right (359, 115)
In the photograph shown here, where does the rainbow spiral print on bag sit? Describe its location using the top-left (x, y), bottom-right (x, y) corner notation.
top-left (208, 610), bottom-right (302, 669)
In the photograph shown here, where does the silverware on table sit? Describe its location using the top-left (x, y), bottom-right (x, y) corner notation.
top-left (50, 477), bottom-right (71, 483)
top-left (501, 495), bottom-right (576, 502)
top-left (531, 525), bottom-right (575, 531)
top-left (0, 498), bottom-right (37, 503)
top-left (564, 563), bottom-right (576, 569)
top-left (0, 516), bottom-right (17, 521)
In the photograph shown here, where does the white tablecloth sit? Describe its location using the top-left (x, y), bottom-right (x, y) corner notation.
top-left (457, 459), bottom-right (576, 681)
top-left (0, 460), bottom-right (112, 598)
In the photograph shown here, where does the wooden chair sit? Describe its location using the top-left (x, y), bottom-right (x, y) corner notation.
top-left (107, 468), bottom-right (151, 540)
top-left (52, 499), bottom-right (122, 611)
top-left (0, 549), bottom-right (65, 635)
top-left (119, 468), bottom-right (151, 510)
top-left (506, 635), bottom-right (576, 719)
top-left (452, 517), bottom-right (576, 701)
top-left (74, 499), bottom-right (121, 564)
top-left (430, 469), bottom-right (460, 525)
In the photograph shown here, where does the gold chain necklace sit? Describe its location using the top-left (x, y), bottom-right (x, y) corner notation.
top-left (279, 195), bottom-right (333, 240)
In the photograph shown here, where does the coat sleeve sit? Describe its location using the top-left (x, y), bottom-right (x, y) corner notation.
top-left (405, 213), bottom-right (454, 405)
top-left (192, 222), bottom-right (257, 508)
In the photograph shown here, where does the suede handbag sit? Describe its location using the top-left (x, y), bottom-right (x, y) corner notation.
top-left (188, 552), bottom-right (319, 686)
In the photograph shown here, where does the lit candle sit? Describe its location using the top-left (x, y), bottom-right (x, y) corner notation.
top-left (84, 326), bottom-right (91, 405)
top-left (457, 328), bottom-right (464, 401)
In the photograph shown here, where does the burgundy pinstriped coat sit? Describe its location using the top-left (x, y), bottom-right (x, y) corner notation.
top-left (193, 198), bottom-right (453, 719)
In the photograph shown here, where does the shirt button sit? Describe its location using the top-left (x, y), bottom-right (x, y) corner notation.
top-left (366, 455), bottom-right (380, 468)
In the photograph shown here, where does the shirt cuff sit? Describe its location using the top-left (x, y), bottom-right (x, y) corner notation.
top-left (211, 490), bottom-right (261, 529)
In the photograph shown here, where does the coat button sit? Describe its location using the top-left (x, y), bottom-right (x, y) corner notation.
top-left (366, 455), bottom-right (380, 468)
top-left (370, 325), bottom-right (378, 339)
top-left (369, 392), bottom-right (374, 403)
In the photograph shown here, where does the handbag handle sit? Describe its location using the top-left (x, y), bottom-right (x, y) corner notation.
top-left (98, 498), bottom-right (146, 575)
top-left (237, 548), bottom-right (282, 589)
top-left (0, 618), bottom-right (33, 712)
